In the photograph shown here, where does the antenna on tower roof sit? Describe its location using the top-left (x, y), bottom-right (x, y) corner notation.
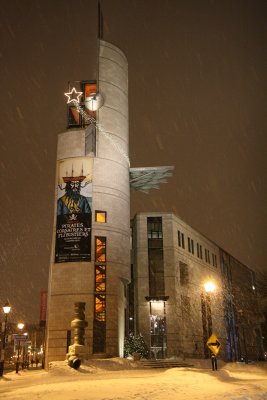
top-left (98, 0), bottom-right (103, 39)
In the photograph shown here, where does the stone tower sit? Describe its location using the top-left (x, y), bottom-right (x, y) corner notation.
top-left (45, 40), bottom-right (130, 362)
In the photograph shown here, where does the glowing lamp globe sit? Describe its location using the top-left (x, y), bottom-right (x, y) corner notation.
top-left (3, 302), bottom-right (11, 314)
top-left (204, 281), bottom-right (216, 293)
top-left (84, 92), bottom-right (104, 111)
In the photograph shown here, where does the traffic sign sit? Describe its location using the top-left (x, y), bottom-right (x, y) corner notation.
top-left (13, 334), bottom-right (28, 341)
top-left (206, 333), bottom-right (221, 356)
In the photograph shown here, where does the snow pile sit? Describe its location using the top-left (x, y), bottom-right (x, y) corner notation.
top-left (0, 359), bottom-right (266, 400)
top-left (48, 357), bottom-right (140, 375)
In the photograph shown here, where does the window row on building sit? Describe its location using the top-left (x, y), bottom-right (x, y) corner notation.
top-left (178, 230), bottom-right (217, 267)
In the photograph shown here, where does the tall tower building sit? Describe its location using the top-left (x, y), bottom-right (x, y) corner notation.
top-left (46, 40), bottom-right (130, 362)
top-left (46, 26), bottom-right (173, 362)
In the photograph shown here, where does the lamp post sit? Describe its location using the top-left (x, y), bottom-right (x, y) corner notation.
top-left (237, 309), bottom-right (248, 364)
top-left (15, 322), bottom-right (25, 374)
top-left (0, 302), bottom-right (11, 377)
top-left (201, 281), bottom-right (216, 358)
top-left (204, 281), bottom-right (216, 337)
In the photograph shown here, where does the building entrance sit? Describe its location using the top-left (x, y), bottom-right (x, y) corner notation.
top-left (146, 297), bottom-right (168, 359)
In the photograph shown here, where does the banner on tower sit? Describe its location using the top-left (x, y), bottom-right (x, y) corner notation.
top-left (55, 157), bottom-right (93, 263)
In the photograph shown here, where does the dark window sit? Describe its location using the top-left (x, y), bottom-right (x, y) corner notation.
top-left (178, 231), bottom-right (185, 249)
top-left (181, 233), bottom-right (185, 248)
top-left (181, 295), bottom-right (191, 318)
top-left (147, 217), bottom-right (164, 296)
top-left (197, 243), bottom-right (200, 258)
top-left (187, 237), bottom-right (194, 254)
top-left (205, 249), bottom-right (210, 264)
top-left (147, 217), bottom-right (162, 239)
top-left (178, 231), bottom-right (181, 247)
top-left (188, 237), bottom-right (191, 252)
top-left (200, 245), bottom-right (203, 259)
top-left (191, 239), bottom-right (194, 255)
top-left (180, 262), bottom-right (189, 285)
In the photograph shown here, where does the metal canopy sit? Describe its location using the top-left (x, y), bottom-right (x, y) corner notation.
top-left (129, 166), bottom-right (174, 193)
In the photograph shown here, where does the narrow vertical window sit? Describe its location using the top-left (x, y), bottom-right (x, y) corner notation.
top-left (180, 262), bottom-right (189, 285)
top-left (147, 217), bottom-right (164, 296)
top-left (181, 233), bottom-right (185, 249)
top-left (212, 254), bottom-right (217, 267)
top-left (93, 236), bottom-right (107, 353)
top-left (95, 237), bottom-right (106, 262)
top-left (188, 237), bottom-right (191, 252)
top-left (205, 249), bottom-right (210, 264)
top-left (95, 265), bottom-right (106, 292)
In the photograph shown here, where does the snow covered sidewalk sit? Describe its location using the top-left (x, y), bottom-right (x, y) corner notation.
top-left (0, 358), bottom-right (266, 400)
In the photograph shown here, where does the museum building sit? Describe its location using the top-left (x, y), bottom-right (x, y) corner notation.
top-left (45, 39), bottom-right (265, 364)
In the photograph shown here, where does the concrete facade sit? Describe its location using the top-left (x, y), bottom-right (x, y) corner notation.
top-left (46, 40), bottom-right (130, 363)
top-left (131, 212), bottom-right (265, 361)
top-left (220, 250), bottom-right (265, 361)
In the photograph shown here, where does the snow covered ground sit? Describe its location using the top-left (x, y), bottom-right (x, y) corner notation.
top-left (0, 358), bottom-right (266, 400)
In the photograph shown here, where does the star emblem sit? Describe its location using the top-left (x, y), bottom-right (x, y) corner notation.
top-left (64, 87), bottom-right (83, 104)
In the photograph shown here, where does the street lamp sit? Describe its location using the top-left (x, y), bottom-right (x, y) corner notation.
top-left (204, 281), bottom-right (216, 294)
top-left (201, 281), bottom-right (216, 357)
top-left (204, 281), bottom-right (216, 337)
top-left (237, 309), bottom-right (248, 364)
top-left (0, 301), bottom-right (11, 377)
top-left (15, 322), bottom-right (25, 373)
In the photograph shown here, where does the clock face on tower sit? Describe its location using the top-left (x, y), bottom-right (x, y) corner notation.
top-left (85, 92), bottom-right (104, 111)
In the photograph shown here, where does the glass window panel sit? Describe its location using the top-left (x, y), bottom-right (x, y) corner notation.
top-left (96, 211), bottom-right (107, 223)
top-left (96, 253), bottom-right (106, 262)
top-left (95, 237), bottom-right (106, 262)
top-left (95, 295), bottom-right (106, 317)
top-left (96, 282), bottom-right (106, 292)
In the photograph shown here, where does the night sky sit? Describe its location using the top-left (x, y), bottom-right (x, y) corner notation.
top-left (1, 0), bottom-right (266, 323)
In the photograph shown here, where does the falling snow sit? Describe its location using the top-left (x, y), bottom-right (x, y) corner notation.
top-left (0, 0), bottom-right (266, 323)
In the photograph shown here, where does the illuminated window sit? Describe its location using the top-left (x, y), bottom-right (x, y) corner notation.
top-left (66, 80), bottom-right (97, 128)
top-left (95, 237), bottom-right (106, 262)
top-left (95, 211), bottom-right (107, 223)
top-left (95, 294), bottom-right (106, 321)
top-left (93, 237), bottom-right (107, 352)
top-left (95, 265), bottom-right (106, 292)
